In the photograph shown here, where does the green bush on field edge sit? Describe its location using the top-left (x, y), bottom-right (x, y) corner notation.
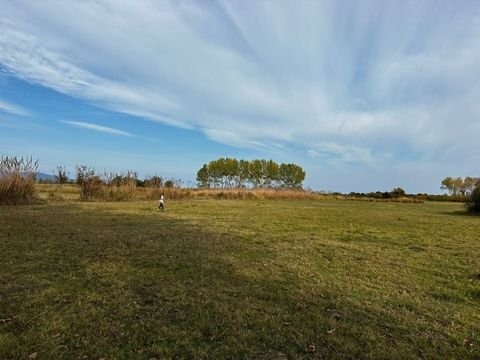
top-left (466, 185), bottom-right (480, 214)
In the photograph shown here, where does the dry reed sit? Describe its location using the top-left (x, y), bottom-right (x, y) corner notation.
top-left (0, 155), bottom-right (40, 205)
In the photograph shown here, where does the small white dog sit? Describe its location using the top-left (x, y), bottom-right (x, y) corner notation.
top-left (158, 195), bottom-right (165, 211)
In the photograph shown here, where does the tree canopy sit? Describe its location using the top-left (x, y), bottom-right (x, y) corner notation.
top-left (441, 176), bottom-right (479, 195)
top-left (196, 158), bottom-right (305, 189)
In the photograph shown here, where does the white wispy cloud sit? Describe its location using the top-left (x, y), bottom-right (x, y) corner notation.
top-left (0, 98), bottom-right (30, 116)
top-left (1, 0), bottom-right (480, 170)
top-left (61, 120), bottom-right (134, 137)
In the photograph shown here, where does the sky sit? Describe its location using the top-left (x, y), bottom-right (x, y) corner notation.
top-left (1, 0), bottom-right (479, 193)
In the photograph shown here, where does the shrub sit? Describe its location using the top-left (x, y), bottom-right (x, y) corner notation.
top-left (75, 165), bottom-right (104, 201)
top-left (53, 165), bottom-right (69, 184)
top-left (164, 180), bottom-right (175, 188)
top-left (466, 185), bottom-right (480, 214)
top-left (0, 155), bottom-right (39, 205)
top-left (144, 175), bottom-right (163, 188)
top-left (76, 167), bottom-right (139, 202)
top-left (103, 171), bottom-right (137, 201)
top-left (390, 187), bottom-right (406, 198)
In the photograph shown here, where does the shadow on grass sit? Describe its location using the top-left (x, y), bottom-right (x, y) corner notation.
top-left (439, 209), bottom-right (480, 217)
top-left (0, 202), bottom-right (478, 359)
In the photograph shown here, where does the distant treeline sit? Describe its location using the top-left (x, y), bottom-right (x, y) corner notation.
top-left (345, 189), bottom-right (470, 203)
top-left (196, 158), bottom-right (305, 189)
top-left (343, 177), bottom-right (480, 203)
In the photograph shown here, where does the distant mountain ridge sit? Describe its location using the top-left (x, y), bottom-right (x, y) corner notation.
top-left (36, 172), bottom-right (56, 181)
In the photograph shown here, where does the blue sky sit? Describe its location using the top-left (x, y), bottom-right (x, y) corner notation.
top-left (1, 0), bottom-right (479, 193)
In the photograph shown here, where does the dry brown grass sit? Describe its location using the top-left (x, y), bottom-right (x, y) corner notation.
top-left (136, 187), bottom-right (194, 200)
top-left (37, 184), bottom-right (327, 202)
top-left (135, 187), bottom-right (325, 201)
top-left (37, 183), bottom-right (79, 194)
top-left (195, 188), bottom-right (322, 200)
top-left (0, 156), bottom-right (40, 205)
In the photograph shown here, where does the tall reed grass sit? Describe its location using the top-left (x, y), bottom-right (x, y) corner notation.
top-left (75, 167), bottom-right (138, 201)
top-left (41, 181), bottom-right (326, 202)
top-left (103, 171), bottom-right (137, 201)
top-left (0, 155), bottom-right (39, 205)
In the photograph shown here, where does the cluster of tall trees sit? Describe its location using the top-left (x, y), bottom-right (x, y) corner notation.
top-left (441, 176), bottom-right (479, 195)
top-left (196, 158), bottom-right (305, 189)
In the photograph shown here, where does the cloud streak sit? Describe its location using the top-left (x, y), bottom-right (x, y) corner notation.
top-left (61, 120), bottom-right (134, 137)
top-left (1, 0), bottom-right (480, 169)
top-left (0, 98), bottom-right (30, 116)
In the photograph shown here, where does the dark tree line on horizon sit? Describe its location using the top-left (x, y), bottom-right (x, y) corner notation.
top-left (196, 158), bottom-right (306, 189)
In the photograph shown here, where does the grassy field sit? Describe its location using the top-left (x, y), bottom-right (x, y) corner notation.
top-left (1, 199), bottom-right (479, 359)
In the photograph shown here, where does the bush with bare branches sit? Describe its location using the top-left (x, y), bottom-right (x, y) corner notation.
top-left (53, 165), bottom-right (69, 184)
top-left (75, 165), bottom-right (104, 201)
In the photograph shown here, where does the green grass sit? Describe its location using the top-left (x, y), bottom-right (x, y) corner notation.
top-left (1, 199), bottom-right (479, 359)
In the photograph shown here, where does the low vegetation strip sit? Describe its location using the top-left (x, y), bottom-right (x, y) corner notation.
top-left (35, 184), bottom-right (431, 203)
top-left (36, 184), bottom-right (328, 201)
top-left (1, 200), bottom-right (479, 358)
